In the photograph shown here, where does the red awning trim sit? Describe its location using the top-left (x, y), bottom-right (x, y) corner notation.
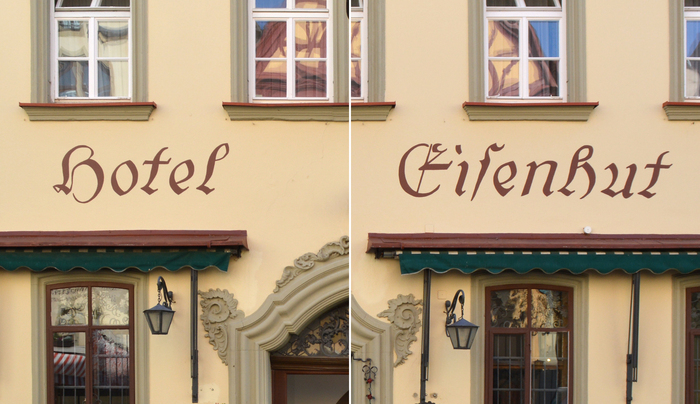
top-left (0, 230), bottom-right (248, 250)
top-left (367, 233), bottom-right (700, 254)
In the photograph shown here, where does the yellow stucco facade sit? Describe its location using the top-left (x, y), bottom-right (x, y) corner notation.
top-left (0, 0), bottom-right (348, 403)
top-left (351, 1), bottom-right (700, 404)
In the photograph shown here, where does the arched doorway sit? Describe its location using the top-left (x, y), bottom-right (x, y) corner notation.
top-left (226, 237), bottom-right (349, 404)
top-left (270, 302), bottom-right (349, 404)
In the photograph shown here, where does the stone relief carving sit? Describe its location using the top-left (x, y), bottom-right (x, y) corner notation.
top-left (377, 294), bottom-right (423, 367)
top-left (198, 288), bottom-right (244, 365)
top-left (274, 235), bottom-right (349, 293)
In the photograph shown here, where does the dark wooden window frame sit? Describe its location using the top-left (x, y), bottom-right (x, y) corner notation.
top-left (270, 356), bottom-right (348, 404)
top-left (484, 284), bottom-right (574, 404)
top-left (686, 286), bottom-right (700, 403)
top-left (47, 281), bottom-right (135, 404)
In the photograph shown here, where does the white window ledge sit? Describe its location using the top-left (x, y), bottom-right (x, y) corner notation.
top-left (663, 101), bottom-right (700, 120)
top-left (222, 102), bottom-right (350, 122)
top-left (19, 102), bottom-right (157, 121)
top-left (462, 102), bottom-right (599, 121)
top-left (350, 102), bottom-right (395, 121)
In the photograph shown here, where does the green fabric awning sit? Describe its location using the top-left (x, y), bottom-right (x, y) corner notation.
top-left (398, 250), bottom-right (700, 275)
top-left (0, 248), bottom-right (232, 272)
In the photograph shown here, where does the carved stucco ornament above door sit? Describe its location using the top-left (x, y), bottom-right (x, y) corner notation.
top-left (378, 294), bottom-right (423, 367)
top-left (273, 235), bottom-right (349, 292)
top-left (198, 288), bottom-right (244, 365)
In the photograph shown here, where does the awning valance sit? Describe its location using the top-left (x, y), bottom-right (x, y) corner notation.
top-left (0, 230), bottom-right (247, 272)
top-left (397, 250), bottom-right (700, 275)
top-left (367, 233), bottom-right (700, 275)
top-left (0, 248), bottom-right (232, 272)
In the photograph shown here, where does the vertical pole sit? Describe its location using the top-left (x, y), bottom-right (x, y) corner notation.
top-left (419, 269), bottom-right (435, 404)
top-left (192, 269), bottom-right (199, 403)
top-left (626, 272), bottom-right (640, 404)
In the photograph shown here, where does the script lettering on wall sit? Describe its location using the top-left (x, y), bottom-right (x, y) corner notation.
top-left (54, 143), bottom-right (230, 203)
top-left (399, 143), bottom-right (672, 200)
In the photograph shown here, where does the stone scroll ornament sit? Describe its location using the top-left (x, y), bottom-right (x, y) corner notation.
top-left (377, 294), bottom-right (423, 367)
top-left (198, 289), bottom-right (244, 365)
top-left (273, 235), bottom-right (349, 293)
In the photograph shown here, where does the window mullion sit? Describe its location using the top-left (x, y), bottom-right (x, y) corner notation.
top-left (521, 17), bottom-right (528, 98)
top-left (86, 286), bottom-right (94, 404)
top-left (289, 16), bottom-right (295, 99)
top-left (91, 17), bottom-right (98, 98)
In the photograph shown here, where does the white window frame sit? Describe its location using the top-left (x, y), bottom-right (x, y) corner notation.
top-left (249, 0), bottom-right (333, 102)
top-left (485, 0), bottom-right (566, 101)
top-left (351, 0), bottom-right (368, 101)
top-left (52, 0), bottom-right (132, 101)
top-left (685, 4), bottom-right (700, 99)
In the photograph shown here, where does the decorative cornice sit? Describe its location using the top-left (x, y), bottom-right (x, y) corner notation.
top-left (462, 101), bottom-right (598, 121)
top-left (222, 102), bottom-right (349, 121)
top-left (377, 294), bottom-right (422, 367)
top-left (663, 101), bottom-right (700, 120)
top-left (350, 102), bottom-right (396, 121)
top-left (19, 102), bottom-right (156, 121)
top-left (274, 236), bottom-right (349, 293)
top-left (199, 288), bottom-right (244, 365)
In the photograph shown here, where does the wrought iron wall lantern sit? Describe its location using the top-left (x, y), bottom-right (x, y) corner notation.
top-left (444, 289), bottom-right (479, 350)
top-left (143, 276), bottom-right (175, 335)
top-left (417, 270), bottom-right (480, 404)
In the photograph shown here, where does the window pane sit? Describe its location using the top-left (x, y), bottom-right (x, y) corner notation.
top-left (488, 60), bottom-right (520, 97)
top-left (100, 0), bottom-right (130, 6)
top-left (98, 21), bottom-right (129, 58)
top-left (53, 332), bottom-right (87, 404)
top-left (256, 0), bottom-right (287, 8)
top-left (691, 292), bottom-right (700, 329)
top-left (295, 21), bottom-right (327, 58)
top-left (59, 61), bottom-right (90, 97)
top-left (687, 60), bottom-right (700, 98)
top-left (531, 332), bottom-right (568, 404)
top-left (58, 0), bottom-right (93, 7)
top-left (489, 20), bottom-right (519, 57)
top-left (58, 21), bottom-right (89, 58)
top-left (351, 21), bottom-right (361, 58)
top-left (51, 287), bottom-right (88, 325)
top-left (351, 61), bottom-right (361, 97)
top-left (295, 0), bottom-right (326, 8)
top-left (491, 289), bottom-right (528, 328)
top-left (351, 0), bottom-right (362, 7)
top-left (493, 334), bottom-right (525, 404)
top-left (688, 21), bottom-right (700, 57)
top-left (687, 0), bottom-right (700, 6)
top-left (92, 330), bottom-right (130, 404)
top-left (487, 0), bottom-right (517, 6)
top-left (256, 21), bottom-right (287, 58)
top-left (530, 289), bottom-right (568, 328)
top-left (256, 61), bottom-right (286, 97)
top-left (524, 0), bottom-right (557, 6)
top-left (98, 61), bottom-right (128, 97)
top-left (296, 61), bottom-right (326, 97)
top-left (529, 21), bottom-right (559, 58)
top-left (93, 287), bottom-right (130, 325)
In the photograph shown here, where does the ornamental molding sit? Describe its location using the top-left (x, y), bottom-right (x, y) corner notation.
top-left (198, 288), bottom-right (244, 365)
top-left (274, 235), bottom-right (349, 293)
top-left (377, 294), bottom-right (422, 367)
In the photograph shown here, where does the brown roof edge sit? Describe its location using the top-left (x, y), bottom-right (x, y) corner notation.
top-left (367, 232), bottom-right (700, 253)
top-left (0, 230), bottom-right (248, 249)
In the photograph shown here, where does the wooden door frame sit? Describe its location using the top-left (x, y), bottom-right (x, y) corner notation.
top-left (270, 357), bottom-right (348, 404)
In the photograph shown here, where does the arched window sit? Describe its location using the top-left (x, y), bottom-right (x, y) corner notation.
top-left (485, 285), bottom-right (572, 404)
top-left (47, 282), bottom-right (134, 404)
